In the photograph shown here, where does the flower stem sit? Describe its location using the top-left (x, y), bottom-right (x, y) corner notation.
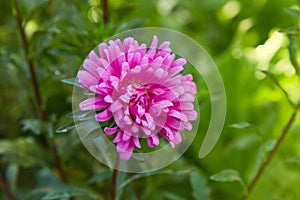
top-left (110, 168), bottom-right (118, 200)
top-left (0, 174), bottom-right (16, 200)
top-left (242, 100), bottom-right (300, 200)
top-left (11, 0), bottom-right (68, 184)
top-left (102, 0), bottom-right (109, 24)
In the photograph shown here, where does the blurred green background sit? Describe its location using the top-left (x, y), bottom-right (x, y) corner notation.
top-left (1, 0), bottom-right (300, 199)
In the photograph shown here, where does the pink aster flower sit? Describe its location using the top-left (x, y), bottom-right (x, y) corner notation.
top-left (77, 36), bottom-right (197, 160)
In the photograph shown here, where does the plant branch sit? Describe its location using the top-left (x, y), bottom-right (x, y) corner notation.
top-left (102, 0), bottom-right (109, 24)
top-left (12, 0), bottom-right (67, 184)
top-left (110, 155), bottom-right (120, 200)
top-left (242, 100), bottom-right (300, 200)
top-left (0, 175), bottom-right (16, 200)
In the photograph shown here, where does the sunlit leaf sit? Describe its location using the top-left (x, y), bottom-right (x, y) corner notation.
top-left (229, 122), bottom-right (251, 129)
top-left (210, 169), bottom-right (242, 182)
top-left (252, 139), bottom-right (276, 178)
top-left (288, 35), bottom-right (300, 75)
top-left (260, 70), bottom-right (295, 107)
top-left (280, 26), bottom-right (300, 34)
top-left (190, 171), bottom-right (210, 200)
top-left (285, 8), bottom-right (300, 19)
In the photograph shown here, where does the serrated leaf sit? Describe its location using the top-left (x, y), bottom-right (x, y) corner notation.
top-left (61, 78), bottom-right (80, 87)
top-left (210, 169), bottom-right (242, 182)
top-left (190, 171), bottom-right (210, 200)
top-left (285, 8), bottom-right (300, 19)
top-left (229, 122), bottom-right (250, 129)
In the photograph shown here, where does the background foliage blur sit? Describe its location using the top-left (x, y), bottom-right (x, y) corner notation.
top-left (1, 0), bottom-right (300, 199)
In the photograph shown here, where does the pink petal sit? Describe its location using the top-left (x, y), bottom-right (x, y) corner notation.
top-left (113, 130), bottom-right (123, 143)
top-left (104, 126), bottom-right (118, 135)
top-left (95, 109), bottom-right (112, 122)
top-left (133, 137), bottom-right (141, 148)
top-left (147, 36), bottom-right (158, 59)
top-left (79, 97), bottom-right (109, 111)
top-left (111, 100), bottom-right (123, 112)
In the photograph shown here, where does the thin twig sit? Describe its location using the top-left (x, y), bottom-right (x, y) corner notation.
top-left (0, 175), bottom-right (16, 200)
top-left (102, 0), bottom-right (109, 24)
top-left (11, 0), bottom-right (67, 184)
top-left (242, 100), bottom-right (300, 200)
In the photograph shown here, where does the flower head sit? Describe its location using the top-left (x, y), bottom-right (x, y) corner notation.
top-left (78, 36), bottom-right (197, 160)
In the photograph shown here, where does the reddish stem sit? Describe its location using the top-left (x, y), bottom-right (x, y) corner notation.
top-left (0, 175), bottom-right (16, 200)
top-left (102, 0), bottom-right (109, 24)
top-left (242, 100), bottom-right (300, 200)
top-left (12, 0), bottom-right (67, 184)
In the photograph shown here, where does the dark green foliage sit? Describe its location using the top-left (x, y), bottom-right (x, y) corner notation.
top-left (1, 0), bottom-right (300, 200)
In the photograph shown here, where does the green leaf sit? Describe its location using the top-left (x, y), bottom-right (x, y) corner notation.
top-left (229, 122), bottom-right (251, 129)
top-left (298, 0), bottom-right (300, 7)
top-left (6, 164), bottom-right (19, 191)
top-left (42, 186), bottom-right (97, 200)
top-left (21, 119), bottom-right (44, 135)
top-left (288, 35), bottom-right (300, 75)
top-left (190, 171), bottom-right (210, 200)
top-left (210, 169), bottom-right (242, 182)
top-left (163, 192), bottom-right (186, 200)
top-left (252, 139), bottom-right (276, 179)
top-left (61, 78), bottom-right (80, 87)
top-left (286, 156), bottom-right (300, 165)
top-left (55, 120), bottom-right (91, 133)
top-left (0, 137), bottom-right (43, 167)
top-left (279, 26), bottom-right (300, 35)
top-left (87, 168), bottom-right (111, 184)
top-left (260, 70), bottom-right (295, 107)
top-left (285, 8), bottom-right (300, 19)
top-left (55, 121), bottom-right (76, 133)
top-left (66, 110), bottom-right (93, 120)
top-left (117, 169), bottom-right (192, 192)
top-left (116, 171), bottom-right (127, 200)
